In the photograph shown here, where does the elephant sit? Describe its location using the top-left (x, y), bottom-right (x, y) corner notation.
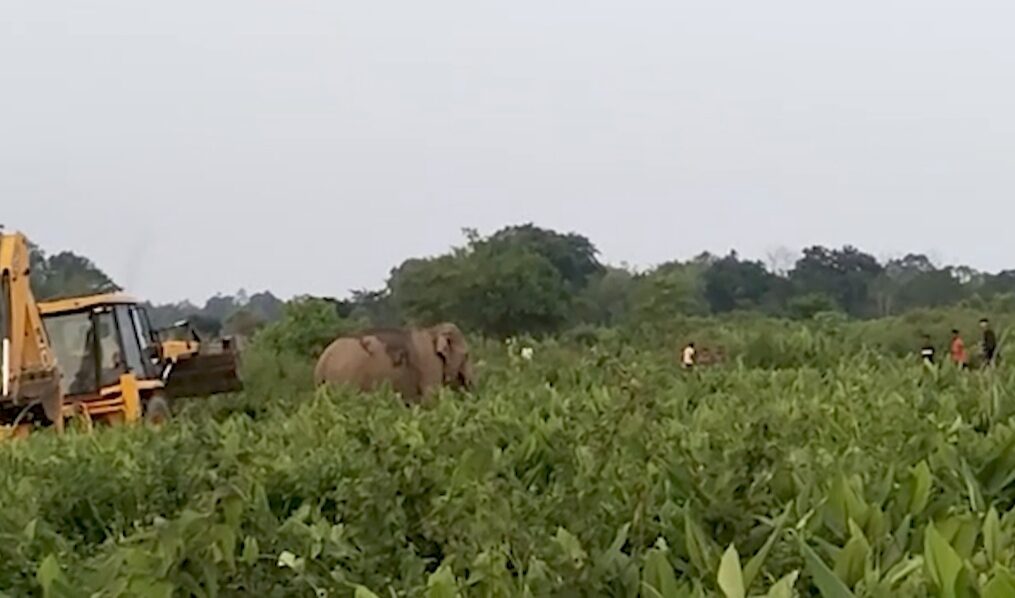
top-left (313, 322), bottom-right (475, 403)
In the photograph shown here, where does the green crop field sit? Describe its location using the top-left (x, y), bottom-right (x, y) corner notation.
top-left (5, 312), bottom-right (1015, 597)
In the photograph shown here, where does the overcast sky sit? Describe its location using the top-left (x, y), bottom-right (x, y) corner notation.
top-left (3, 1), bottom-right (1014, 303)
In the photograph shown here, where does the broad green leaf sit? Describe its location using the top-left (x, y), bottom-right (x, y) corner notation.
top-left (127, 579), bottom-right (174, 598)
top-left (833, 522), bottom-right (870, 589)
top-left (885, 557), bottom-right (924, 587)
top-left (554, 527), bottom-right (588, 567)
top-left (984, 508), bottom-right (1002, 566)
top-left (824, 475), bottom-right (869, 539)
top-left (176, 565), bottom-right (207, 597)
top-left (744, 509), bottom-right (790, 589)
top-left (978, 432), bottom-right (1015, 495)
top-left (863, 506), bottom-right (887, 543)
top-left (959, 460), bottom-right (985, 513)
top-left (212, 523), bottom-right (237, 571)
top-left (766, 571), bottom-right (800, 598)
top-left (525, 557), bottom-right (551, 584)
top-left (982, 568), bottom-right (1015, 598)
top-left (937, 517), bottom-right (961, 544)
top-left (427, 565), bottom-right (459, 598)
top-left (717, 544), bottom-right (745, 598)
top-left (238, 536), bottom-right (258, 568)
top-left (201, 559), bottom-right (220, 598)
top-left (934, 514), bottom-right (980, 565)
top-left (924, 523), bottom-right (969, 598)
top-left (642, 542), bottom-right (682, 598)
top-left (685, 512), bottom-right (717, 575)
top-left (798, 538), bottom-right (855, 598)
top-left (277, 550), bottom-right (301, 571)
top-left (36, 555), bottom-right (62, 598)
top-left (23, 519), bottom-right (37, 542)
top-left (908, 462), bottom-right (932, 517)
top-left (221, 494), bottom-right (244, 528)
top-left (355, 586), bottom-right (381, 598)
top-left (606, 523), bottom-right (631, 560)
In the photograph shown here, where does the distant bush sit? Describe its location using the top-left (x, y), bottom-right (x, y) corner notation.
top-left (251, 297), bottom-right (361, 360)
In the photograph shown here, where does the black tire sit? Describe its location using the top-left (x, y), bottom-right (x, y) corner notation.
top-left (144, 395), bottom-right (171, 425)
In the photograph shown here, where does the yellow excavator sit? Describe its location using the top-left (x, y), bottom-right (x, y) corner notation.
top-left (36, 294), bottom-right (244, 429)
top-left (1, 230), bottom-right (243, 436)
top-left (0, 232), bottom-right (65, 437)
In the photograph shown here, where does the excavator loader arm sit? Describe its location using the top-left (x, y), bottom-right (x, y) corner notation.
top-left (157, 321), bottom-right (243, 399)
top-left (0, 233), bottom-right (63, 428)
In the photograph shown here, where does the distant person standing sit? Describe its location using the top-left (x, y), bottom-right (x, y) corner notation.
top-left (920, 334), bottom-right (935, 365)
top-left (981, 318), bottom-right (999, 366)
top-left (950, 329), bottom-right (968, 369)
top-left (682, 342), bottom-right (696, 370)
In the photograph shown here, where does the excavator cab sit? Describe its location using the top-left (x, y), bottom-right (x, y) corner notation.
top-left (38, 294), bottom-right (243, 426)
top-left (39, 294), bottom-right (164, 426)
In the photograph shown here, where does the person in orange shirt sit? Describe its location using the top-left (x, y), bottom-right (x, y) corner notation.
top-left (950, 329), bottom-right (969, 369)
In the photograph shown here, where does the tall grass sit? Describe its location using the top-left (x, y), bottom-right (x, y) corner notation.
top-left (6, 314), bottom-right (1015, 596)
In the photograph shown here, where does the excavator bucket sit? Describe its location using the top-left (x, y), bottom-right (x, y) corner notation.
top-left (162, 339), bottom-right (243, 399)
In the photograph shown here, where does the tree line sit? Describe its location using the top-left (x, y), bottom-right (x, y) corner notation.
top-left (25, 239), bottom-right (284, 337)
top-left (23, 224), bottom-right (1015, 339)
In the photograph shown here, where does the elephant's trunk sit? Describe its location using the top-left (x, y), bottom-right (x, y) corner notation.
top-left (457, 361), bottom-right (475, 391)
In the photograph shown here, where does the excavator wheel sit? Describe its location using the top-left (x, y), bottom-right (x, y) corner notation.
top-left (144, 395), bottom-right (171, 426)
top-left (69, 405), bottom-right (94, 434)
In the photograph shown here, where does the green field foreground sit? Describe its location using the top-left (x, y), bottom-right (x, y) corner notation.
top-left (5, 339), bottom-right (1015, 597)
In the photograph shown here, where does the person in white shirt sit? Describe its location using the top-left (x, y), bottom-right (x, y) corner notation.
top-left (682, 342), bottom-right (696, 369)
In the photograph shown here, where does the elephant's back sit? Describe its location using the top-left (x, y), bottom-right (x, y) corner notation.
top-left (314, 337), bottom-right (368, 385)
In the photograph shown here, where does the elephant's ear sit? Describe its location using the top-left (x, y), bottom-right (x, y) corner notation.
top-left (434, 330), bottom-right (452, 359)
top-left (432, 323), bottom-right (466, 360)
top-left (360, 336), bottom-right (387, 357)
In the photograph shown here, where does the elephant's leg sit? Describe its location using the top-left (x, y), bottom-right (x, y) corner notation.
top-left (395, 363), bottom-right (424, 404)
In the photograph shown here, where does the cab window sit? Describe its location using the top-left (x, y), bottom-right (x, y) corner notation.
top-left (95, 310), bottom-right (123, 388)
top-left (43, 311), bottom-right (98, 395)
top-left (114, 305), bottom-right (147, 378)
top-left (130, 306), bottom-right (161, 374)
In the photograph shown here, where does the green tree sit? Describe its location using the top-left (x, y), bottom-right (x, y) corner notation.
top-left (703, 251), bottom-right (777, 313)
top-left (253, 296), bottom-right (359, 359)
top-left (348, 289), bottom-right (402, 327)
top-left (224, 308), bottom-right (266, 338)
top-left (202, 294), bottom-right (239, 322)
top-left (389, 255), bottom-right (465, 326)
top-left (29, 247), bottom-right (119, 300)
top-left (870, 255), bottom-right (969, 316)
top-left (247, 291), bottom-right (284, 322)
top-left (457, 243), bottom-right (571, 337)
top-left (629, 262), bottom-right (708, 324)
top-left (388, 230), bottom-right (573, 337)
top-left (188, 314), bottom-right (224, 338)
top-left (789, 246), bottom-right (883, 317)
top-left (576, 267), bottom-right (636, 326)
top-left (978, 270), bottom-right (1015, 299)
top-left (786, 292), bottom-right (840, 320)
top-left (485, 223), bottom-right (604, 289)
